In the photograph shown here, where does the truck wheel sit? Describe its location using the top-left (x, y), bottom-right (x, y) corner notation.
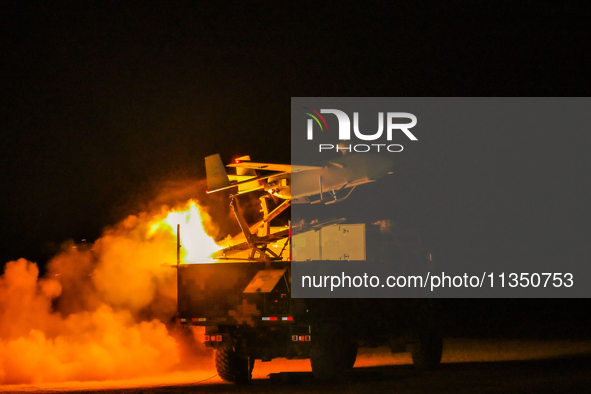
top-left (345, 343), bottom-right (358, 369)
top-left (410, 330), bottom-right (443, 370)
top-left (310, 323), bottom-right (357, 380)
top-left (214, 346), bottom-right (254, 384)
top-left (410, 300), bottom-right (444, 370)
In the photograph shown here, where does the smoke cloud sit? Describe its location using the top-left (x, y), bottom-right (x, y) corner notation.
top-left (0, 194), bottom-right (223, 385)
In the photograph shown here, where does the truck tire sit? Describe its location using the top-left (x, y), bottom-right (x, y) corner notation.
top-left (410, 330), bottom-right (443, 370)
top-left (345, 344), bottom-right (358, 369)
top-left (409, 300), bottom-right (444, 370)
top-left (310, 323), bottom-right (357, 380)
top-left (214, 346), bottom-right (254, 384)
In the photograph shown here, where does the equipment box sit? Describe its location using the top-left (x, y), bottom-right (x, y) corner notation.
top-left (292, 223), bottom-right (366, 261)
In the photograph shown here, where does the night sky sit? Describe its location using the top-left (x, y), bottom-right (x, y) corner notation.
top-left (1, 3), bottom-right (590, 335)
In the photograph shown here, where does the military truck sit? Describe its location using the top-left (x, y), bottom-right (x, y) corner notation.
top-left (175, 206), bottom-right (442, 383)
top-left (174, 154), bottom-right (442, 383)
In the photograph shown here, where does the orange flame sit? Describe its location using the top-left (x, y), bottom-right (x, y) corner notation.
top-left (149, 200), bottom-right (222, 263)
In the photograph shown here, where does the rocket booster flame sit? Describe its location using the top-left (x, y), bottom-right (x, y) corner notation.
top-left (150, 200), bottom-right (222, 263)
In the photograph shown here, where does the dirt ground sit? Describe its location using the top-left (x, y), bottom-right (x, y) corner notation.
top-left (3, 338), bottom-right (591, 394)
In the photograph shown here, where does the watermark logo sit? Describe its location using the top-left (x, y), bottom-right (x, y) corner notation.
top-left (303, 108), bottom-right (417, 152)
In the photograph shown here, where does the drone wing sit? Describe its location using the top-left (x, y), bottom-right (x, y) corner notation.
top-left (206, 154), bottom-right (321, 194)
top-left (227, 162), bottom-right (320, 173)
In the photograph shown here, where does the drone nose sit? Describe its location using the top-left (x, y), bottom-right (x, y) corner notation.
top-left (368, 155), bottom-right (395, 179)
top-left (384, 157), bottom-right (395, 174)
